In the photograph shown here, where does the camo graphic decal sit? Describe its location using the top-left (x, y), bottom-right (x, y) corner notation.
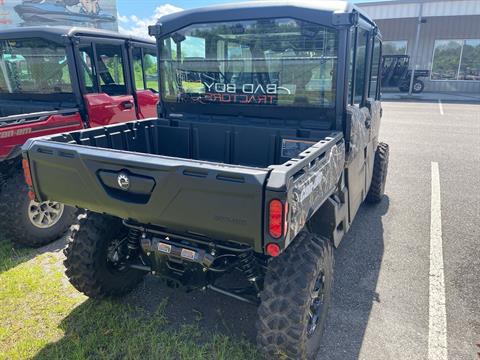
top-left (368, 100), bottom-right (382, 143)
top-left (286, 140), bottom-right (345, 243)
top-left (346, 105), bottom-right (369, 164)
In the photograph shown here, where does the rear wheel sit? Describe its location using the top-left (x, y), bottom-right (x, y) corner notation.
top-left (257, 231), bottom-right (334, 359)
top-left (366, 142), bottom-right (389, 204)
top-left (0, 169), bottom-right (76, 247)
top-left (64, 212), bottom-right (145, 298)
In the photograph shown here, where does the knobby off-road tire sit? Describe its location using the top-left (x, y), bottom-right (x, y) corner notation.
top-left (257, 231), bottom-right (334, 360)
top-left (366, 142), bottom-right (389, 204)
top-left (398, 79), bottom-right (424, 93)
top-left (64, 212), bottom-right (145, 298)
top-left (412, 79), bottom-right (425, 93)
top-left (0, 168), bottom-right (77, 247)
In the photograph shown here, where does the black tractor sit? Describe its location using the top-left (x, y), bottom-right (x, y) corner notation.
top-left (381, 54), bottom-right (429, 93)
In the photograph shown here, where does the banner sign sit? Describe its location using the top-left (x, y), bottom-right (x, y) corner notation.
top-left (0, 0), bottom-right (118, 31)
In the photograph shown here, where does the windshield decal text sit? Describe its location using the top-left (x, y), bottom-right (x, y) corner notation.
top-left (204, 82), bottom-right (291, 95)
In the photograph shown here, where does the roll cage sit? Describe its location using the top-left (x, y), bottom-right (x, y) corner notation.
top-left (0, 27), bottom-right (156, 127)
top-left (149, 1), bottom-right (382, 131)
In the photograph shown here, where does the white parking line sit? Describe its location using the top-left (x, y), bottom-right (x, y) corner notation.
top-left (429, 162), bottom-right (448, 360)
top-left (438, 100), bottom-right (444, 115)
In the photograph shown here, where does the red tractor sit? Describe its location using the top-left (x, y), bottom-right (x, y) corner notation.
top-left (0, 26), bottom-right (158, 246)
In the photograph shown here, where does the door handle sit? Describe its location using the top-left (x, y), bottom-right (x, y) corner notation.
top-left (121, 101), bottom-right (134, 109)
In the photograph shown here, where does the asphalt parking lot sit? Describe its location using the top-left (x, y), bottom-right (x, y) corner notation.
top-left (125, 100), bottom-right (480, 360)
top-left (317, 101), bottom-right (480, 360)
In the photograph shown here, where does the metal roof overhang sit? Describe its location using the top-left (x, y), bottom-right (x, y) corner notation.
top-left (358, 0), bottom-right (480, 20)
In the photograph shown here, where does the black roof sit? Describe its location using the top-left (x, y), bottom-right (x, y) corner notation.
top-left (0, 26), bottom-right (155, 44)
top-left (155, 0), bottom-right (376, 35)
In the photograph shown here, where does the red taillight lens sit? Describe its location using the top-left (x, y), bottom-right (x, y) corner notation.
top-left (269, 199), bottom-right (284, 239)
top-left (22, 159), bottom-right (33, 187)
top-left (266, 243), bottom-right (281, 257)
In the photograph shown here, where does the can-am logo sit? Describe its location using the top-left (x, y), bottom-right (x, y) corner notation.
top-left (0, 128), bottom-right (32, 139)
top-left (117, 173), bottom-right (130, 191)
top-left (204, 82), bottom-right (291, 95)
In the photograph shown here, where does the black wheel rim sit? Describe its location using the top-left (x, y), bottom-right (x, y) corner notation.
top-left (307, 271), bottom-right (326, 337)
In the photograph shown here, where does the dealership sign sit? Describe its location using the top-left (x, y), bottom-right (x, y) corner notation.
top-left (0, 0), bottom-right (118, 31)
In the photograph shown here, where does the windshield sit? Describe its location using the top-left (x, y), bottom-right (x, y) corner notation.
top-left (0, 38), bottom-right (72, 95)
top-left (160, 18), bottom-right (338, 108)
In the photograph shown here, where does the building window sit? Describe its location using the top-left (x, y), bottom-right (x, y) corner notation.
top-left (382, 40), bottom-right (407, 55)
top-left (431, 39), bottom-right (480, 81)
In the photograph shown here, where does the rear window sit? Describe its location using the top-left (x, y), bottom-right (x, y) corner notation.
top-left (0, 38), bottom-right (72, 95)
top-left (160, 18), bottom-right (338, 108)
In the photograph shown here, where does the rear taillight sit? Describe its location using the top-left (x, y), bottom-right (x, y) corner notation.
top-left (22, 159), bottom-right (33, 187)
top-left (268, 199), bottom-right (288, 239)
top-left (269, 199), bottom-right (283, 238)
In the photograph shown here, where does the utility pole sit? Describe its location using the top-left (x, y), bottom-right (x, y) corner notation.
top-left (409, 3), bottom-right (424, 96)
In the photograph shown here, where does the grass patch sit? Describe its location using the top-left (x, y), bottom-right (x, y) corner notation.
top-left (0, 235), bottom-right (34, 274)
top-left (0, 239), bottom-right (259, 360)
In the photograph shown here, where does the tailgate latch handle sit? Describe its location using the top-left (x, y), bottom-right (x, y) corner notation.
top-left (97, 170), bottom-right (156, 199)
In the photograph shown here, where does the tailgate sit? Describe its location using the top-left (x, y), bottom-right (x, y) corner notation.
top-left (23, 140), bottom-right (269, 250)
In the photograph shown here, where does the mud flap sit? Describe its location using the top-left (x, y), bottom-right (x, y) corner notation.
top-left (308, 184), bottom-right (349, 247)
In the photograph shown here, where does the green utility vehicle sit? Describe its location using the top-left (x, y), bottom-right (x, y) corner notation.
top-left (23, 2), bottom-right (389, 358)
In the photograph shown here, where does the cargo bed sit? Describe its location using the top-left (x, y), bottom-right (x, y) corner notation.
top-left (23, 118), bottom-right (345, 251)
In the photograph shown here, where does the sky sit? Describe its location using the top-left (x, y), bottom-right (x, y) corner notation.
top-left (117, 0), bottom-right (385, 38)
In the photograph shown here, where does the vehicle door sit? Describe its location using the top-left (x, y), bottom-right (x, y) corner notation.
top-left (130, 44), bottom-right (159, 119)
top-left (345, 24), bottom-right (376, 222)
top-left (75, 37), bottom-right (137, 127)
top-left (366, 35), bottom-right (383, 192)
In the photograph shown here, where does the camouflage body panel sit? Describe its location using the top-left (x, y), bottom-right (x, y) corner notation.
top-left (368, 99), bottom-right (382, 145)
top-left (284, 139), bottom-right (345, 245)
top-left (346, 105), bottom-right (369, 164)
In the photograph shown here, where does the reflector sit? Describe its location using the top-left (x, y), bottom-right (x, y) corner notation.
top-left (157, 242), bottom-right (172, 254)
top-left (266, 243), bottom-right (281, 257)
top-left (181, 248), bottom-right (196, 260)
top-left (22, 159), bottom-right (33, 187)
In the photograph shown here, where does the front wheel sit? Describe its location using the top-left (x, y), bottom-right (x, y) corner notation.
top-left (412, 79), bottom-right (425, 93)
top-left (0, 169), bottom-right (77, 247)
top-left (64, 212), bottom-right (146, 298)
top-left (257, 231), bottom-right (334, 359)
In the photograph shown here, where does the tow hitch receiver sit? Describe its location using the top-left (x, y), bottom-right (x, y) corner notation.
top-left (136, 233), bottom-right (262, 304)
top-left (141, 237), bottom-right (214, 268)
